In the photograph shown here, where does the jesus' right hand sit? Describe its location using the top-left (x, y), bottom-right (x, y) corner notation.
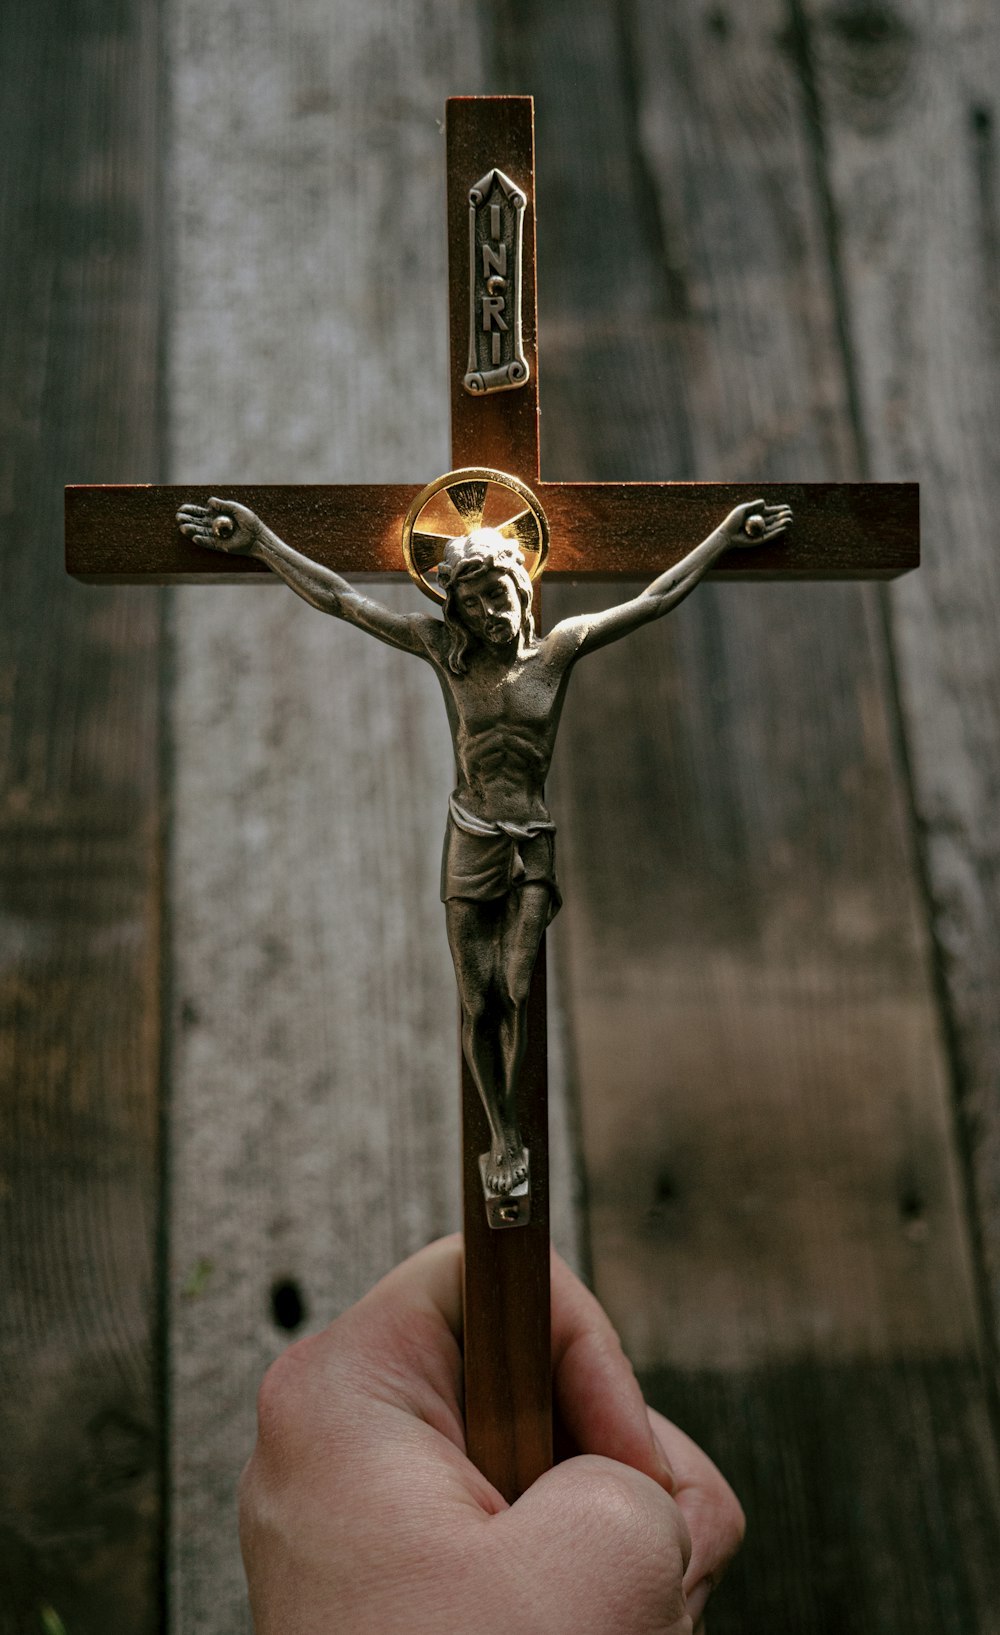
top-left (176, 496), bottom-right (262, 555)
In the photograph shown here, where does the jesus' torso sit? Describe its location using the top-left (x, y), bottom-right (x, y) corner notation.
top-left (425, 624), bottom-right (576, 828)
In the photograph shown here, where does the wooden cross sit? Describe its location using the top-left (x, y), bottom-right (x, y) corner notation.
top-left (66, 95), bottom-right (918, 1505)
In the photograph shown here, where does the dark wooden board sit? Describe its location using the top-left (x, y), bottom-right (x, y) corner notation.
top-left (801, 0), bottom-right (1000, 1370)
top-left (482, 0), bottom-right (1000, 1628)
top-left (644, 1359), bottom-right (1000, 1633)
top-left (67, 479), bottom-right (917, 582)
top-left (0, 2), bottom-right (164, 1630)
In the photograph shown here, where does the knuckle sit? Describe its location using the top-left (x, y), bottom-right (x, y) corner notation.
top-left (577, 1460), bottom-right (687, 1569)
top-left (585, 1471), bottom-right (689, 1618)
top-left (254, 1341), bottom-right (311, 1446)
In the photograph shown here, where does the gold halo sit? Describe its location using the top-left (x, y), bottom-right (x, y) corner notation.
top-left (401, 467), bottom-right (550, 605)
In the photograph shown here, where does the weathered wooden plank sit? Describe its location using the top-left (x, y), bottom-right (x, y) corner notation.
top-left (0, 2), bottom-right (163, 1630)
top-left (803, 0), bottom-right (1000, 1362)
top-left (165, 13), bottom-right (584, 1632)
top-left (66, 478), bottom-right (919, 581)
top-left (481, 0), bottom-right (1000, 1625)
top-left (647, 1358), bottom-right (1000, 1627)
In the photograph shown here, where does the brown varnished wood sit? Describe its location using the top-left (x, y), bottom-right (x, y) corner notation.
top-left (461, 950), bottom-right (551, 1499)
top-left (448, 99), bottom-right (550, 1502)
top-left (447, 97), bottom-right (540, 477)
top-left (65, 483), bottom-right (425, 583)
top-left (67, 479), bottom-right (918, 583)
top-left (543, 481), bottom-right (917, 579)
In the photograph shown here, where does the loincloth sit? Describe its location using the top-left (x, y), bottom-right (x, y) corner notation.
top-left (441, 795), bottom-right (562, 922)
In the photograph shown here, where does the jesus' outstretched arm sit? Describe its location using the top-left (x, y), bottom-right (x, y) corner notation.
top-left (545, 499), bottom-right (792, 662)
top-left (177, 496), bottom-right (438, 658)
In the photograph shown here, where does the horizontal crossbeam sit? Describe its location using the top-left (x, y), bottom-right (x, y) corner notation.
top-left (66, 480), bottom-right (918, 584)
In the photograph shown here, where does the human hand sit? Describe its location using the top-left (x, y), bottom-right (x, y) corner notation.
top-left (176, 496), bottom-right (262, 554)
top-left (720, 498), bottom-right (793, 548)
top-left (239, 1236), bottom-right (743, 1633)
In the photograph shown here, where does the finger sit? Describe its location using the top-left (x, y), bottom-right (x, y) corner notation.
top-left (649, 1407), bottom-right (745, 1616)
top-left (290, 1235), bottom-right (467, 1450)
top-left (551, 1249), bottom-right (675, 1492)
top-left (249, 1235), bottom-right (504, 1524)
top-left (364, 1243), bottom-right (672, 1491)
top-left (176, 504), bottom-right (209, 520)
top-left (503, 1454), bottom-right (691, 1632)
top-left (355, 1232), bottom-right (464, 1339)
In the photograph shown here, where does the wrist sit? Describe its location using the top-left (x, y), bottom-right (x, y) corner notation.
top-left (252, 526), bottom-right (280, 560)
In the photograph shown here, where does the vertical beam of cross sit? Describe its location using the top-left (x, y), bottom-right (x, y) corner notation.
top-left (446, 96), bottom-right (553, 1503)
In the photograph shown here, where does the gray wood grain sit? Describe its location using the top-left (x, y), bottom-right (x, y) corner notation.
top-left (0, 3), bottom-right (163, 1630)
top-left (166, 8), bottom-right (581, 1628)
top-left (805, 0), bottom-right (1000, 1358)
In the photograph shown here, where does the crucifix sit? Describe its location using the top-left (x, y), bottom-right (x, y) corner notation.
top-left (66, 95), bottom-right (918, 1505)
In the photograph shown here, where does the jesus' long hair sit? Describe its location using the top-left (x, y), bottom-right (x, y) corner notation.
top-left (437, 531), bottom-right (535, 675)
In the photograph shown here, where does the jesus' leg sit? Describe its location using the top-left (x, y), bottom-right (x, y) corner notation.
top-left (496, 882), bottom-right (551, 1187)
top-left (445, 898), bottom-right (516, 1193)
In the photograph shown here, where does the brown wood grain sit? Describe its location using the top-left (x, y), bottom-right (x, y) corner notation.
top-left (66, 479), bottom-right (917, 582)
top-left (0, 3), bottom-right (163, 1630)
top-left (447, 97), bottom-right (553, 1503)
top-left (447, 97), bottom-right (541, 477)
top-left (461, 960), bottom-right (552, 1498)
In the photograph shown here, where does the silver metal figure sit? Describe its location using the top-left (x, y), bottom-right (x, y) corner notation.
top-left (177, 478), bottom-right (791, 1215)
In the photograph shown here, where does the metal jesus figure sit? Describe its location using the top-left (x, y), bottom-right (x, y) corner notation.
top-left (177, 469), bottom-right (791, 1210)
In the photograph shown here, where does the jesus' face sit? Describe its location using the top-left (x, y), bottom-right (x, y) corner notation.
top-left (453, 567), bottom-right (524, 648)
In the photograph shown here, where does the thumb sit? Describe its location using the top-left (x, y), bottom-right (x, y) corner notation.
top-left (496, 1454), bottom-right (692, 1634)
